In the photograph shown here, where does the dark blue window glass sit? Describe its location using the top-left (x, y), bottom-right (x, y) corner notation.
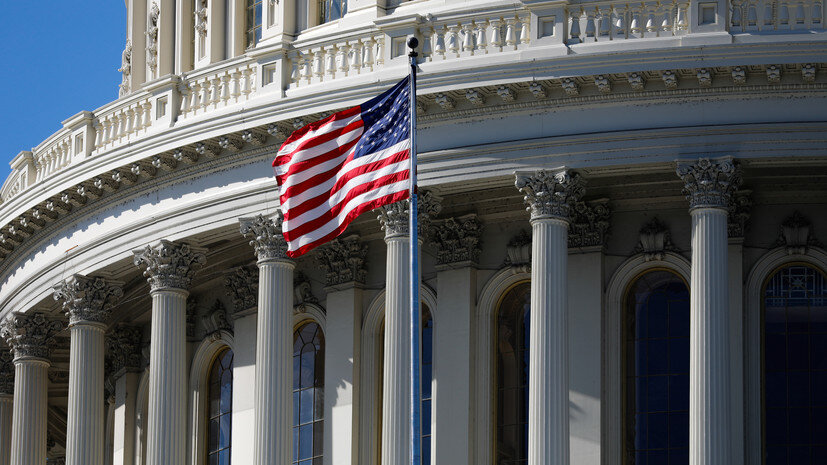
top-left (625, 270), bottom-right (689, 464)
top-left (293, 322), bottom-right (324, 465)
top-left (764, 265), bottom-right (827, 465)
top-left (497, 282), bottom-right (530, 465)
top-left (422, 306), bottom-right (434, 465)
top-left (207, 348), bottom-right (233, 464)
top-left (319, 0), bottom-right (347, 24)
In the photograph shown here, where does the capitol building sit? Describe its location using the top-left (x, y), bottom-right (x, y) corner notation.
top-left (0, 1), bottom-right (825, 465)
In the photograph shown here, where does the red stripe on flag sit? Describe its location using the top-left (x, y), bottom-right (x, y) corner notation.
top-left (273, 106), bottom-right (361, 166)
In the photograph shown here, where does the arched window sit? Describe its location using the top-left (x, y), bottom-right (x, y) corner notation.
top-left (246, 0), bottom-right (263, 48)
top-left (207, 348), bottom-right (234, 465)
top-left (319, 0), bottom-right (346, 24)
top-left (496, 282), bottom-right (530, 465)
top-left (421, 306), bottom-right (434, 465)
top-left (624, 270), bottom-right (689, 464)
top-left (763, 264), bottom-right (827, 464)
top-left (293, 322), bottom-right (325, 465)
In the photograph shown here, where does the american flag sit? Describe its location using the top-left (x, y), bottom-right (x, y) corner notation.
top-left (273, 77), bottom-right (412, 257)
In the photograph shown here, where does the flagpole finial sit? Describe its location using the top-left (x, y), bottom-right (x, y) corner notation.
top-left (407, 36), bottom-right (419, 57)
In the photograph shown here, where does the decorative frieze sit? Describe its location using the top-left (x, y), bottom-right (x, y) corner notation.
top-left (106, 325), bottom-right (143, 375)
top-left (316, 235), bottom-right (368, 286)
top-left (594, 75), bottom-right (611, 93)
top-left (528, 81), bottom-right (547, 98)
top-left (133, 240), bottom-right (207, 291)
top-left (224, 265), bottom-right (258, 313)
top-left (777, 211), bottom-right (820, 255)
top-left (628, 72), bottom-right (645, 91)
top-left (728, 190), bottom-right (752, 238)
top-left (567, 199), bottom-right (610, 248)
top-left (376, 190), bottom-right (442, 239)
top-left (635, 217), bottom-right (676, 262)
top-left (515, 169), bottom-right (586, 221)
top-left (53, 274), bottom-right (123, 325)
top-left (676, 158), bottom-right (742, 210)
top-left (505, 230), bottom-right (531, 266)
top-left (430, 214), bottom-right (482, 266)
top-left (0, 349), bottom-right (12, 394)
top-left (239, 214), bottom-right (290, 261)
top-left (0, 312), bottom-right (63, 360)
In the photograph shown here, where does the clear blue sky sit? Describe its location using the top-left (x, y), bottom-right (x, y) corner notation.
top-left (0, 2), bottom-right (126, 183)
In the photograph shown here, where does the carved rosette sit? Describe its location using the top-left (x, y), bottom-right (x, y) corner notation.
top-left (430, 214), bottom-right (482, 266)
top-left (0, 312), bottom-right (64, 361)
top-left (316, 235), bottom-right (368, 286)
top-left (0, 349), bottom-right (13, 394)
top-left (106, 325), bottom-right (143, 375)
top-left (676, 158), bottom-right (742, 210)
top-left (239, 214), bottom-right (290, 262)
top-left (224, 265), bottom-right (259, 313)
top-left (376, 190), bottom-right (442, 239)
top-left (133, 240), bottom-right (207, 291)
top-left (515, 169), bottom-right (586, 222)
top-left (567, 200), bottom-right (611, 248)
top-left (53, 274), bottom-right (123, 326)
top-left (728, 190), bottom-right (752, 238)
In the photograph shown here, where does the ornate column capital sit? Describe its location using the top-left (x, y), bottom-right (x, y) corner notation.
top-left (224, 265), bottom-right (259, 314)
top-left (676, 157), bottom-right (742, 210)
top-left (430, 214), bottom-right (482, 267)
top-left (376, 190), bottom-right (442, 239)
top-left (515, 169), bottom-right (586, 222)
top-left (0, 349), bottom-right (13, 394)
top-left (133, 240), bottom-right (207, 291)
top-left (106, 325), bottom-right (144, 377)
top-left (317, 235), bottom-right (368, 287)
top-left (53, 274), bottom-right (124, 326)
top-left (238, 214), bottom-right (290, 262)
top-left (0, 312), bottom-right (63, 361)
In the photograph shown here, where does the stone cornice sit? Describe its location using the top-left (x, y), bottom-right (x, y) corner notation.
top-left (0, 312), bottom-right (63, 361)
top-left (515, 169), bottom-right (586, 221)
top-left (106, 325), bottom-right (143, 376)
top-left (53, 274), bottom-right (124, 326)
top-left (133, 240), bottom-right (207, 291)
top-left (676, 157), bottom-right (742, 210)
top-left (239, 213), bottom-right (290, 262)
top-left (376, 190), bottom-right (442, 239)
top-left (316, 235), bottom-right (368, 287)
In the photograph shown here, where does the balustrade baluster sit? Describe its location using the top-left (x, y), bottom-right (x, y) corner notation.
top-left (599, 9), bottom-right (612, 37)
top-left (126, 107), bottom-right (135, 134)
top-left (210, 77), bottom-right (221, 107)
top-left (94, 123), bottom-right (103, 149)
top-left (243, 67), bottom-right (254, 97)
top-left (678, 3), bottom-right (688, 29)
top-left (349, 41), bottom-right (361, 72)
top-left (586, 11), bottom-right (597, 38)
top-left (325, 47), bottom-right (337, 79)
top-left (363, 37), bottom-right (375, 70)
top-left (520, 15), bottom-right (531, 44)
top-left (134, 103), bottom-right (144, 130)
top-left (780, 2), bottom-right (790, 25)
top-left (231, 71), bottom-right (242, 101)
top-left (375, 35), bottom-right (385, 66)
top-left (616, 8), bottom-right (626, 37)
top-left (421, 28), bottom-right (433, 59)
top-left (570, 11), bottom-right (582, 42)
top-left (795, 2), bottom-right (806, 26)
top-left (505, 19), bottom-right (517, 48)
top-left (313, 49), bottom-right (324, 79)
top-left (475, 21), bottom-right (488, 52)
top-left (462, 23), bottom-right (475, 52)
top-left (189, 82), bottom-right (200, 112)
top-left (447, 25), bottom-right (460, 56)
top-left (337, 43), bottom-right (349, 74)
top-left (200, 79), bottom-right (210, 110)
top-left (434, 26), bottom-right (447, 58)
top-left (142, 102), bottom-right (152, 129)
top-left (221, 73), bottom-right (231, 102)
top-left (631, 8), bottom-right (642, 36)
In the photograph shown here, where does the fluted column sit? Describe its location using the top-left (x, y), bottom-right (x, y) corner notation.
top-left (515, 169), bottom-right (585, 465)
top-left (375, 192), bottom-right (441, 465)
top-left (134, 241), bottom-right (207, 465)
top-left (0, 312), bottom-right (63, 465)
top-left (54, 275), bottom-right (123, 465)
top-left (239, 214), bottom-right (294, 465)
top-left (0, 350), bottom-right (13, 465)
top-left (107, 325), bottom-right (144, 465)
top-left (677, 158), bottom-right (741, 465)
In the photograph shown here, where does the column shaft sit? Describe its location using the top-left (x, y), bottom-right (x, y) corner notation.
top-left (689, 208), bottom-right (731, 464)
top-left (113, 372), bottom-right (139, 465)
top-left (528, 218), bottom-right (570, 465)
top-left (254, 259), bottom-right (294, 465)
top-left (146, 289), bottom-right (188, 465)
top-left (0, 394), bottom-right (12, 465)
top-left (381, 235), bottom-right (411, 465)
top-left (10, 359), bottom-right (49, 465)
top-left (66, 323), bottom-right (106, 465)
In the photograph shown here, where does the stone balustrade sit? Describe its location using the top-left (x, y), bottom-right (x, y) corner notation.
top-left (420, 10), bottom-right (532, 60)
top-left (567, 0), bottom-right (689, 44)
top-left (287, 32), bottom-right (386, 89)
top-left (178, 61), bottom-right (257, 118)
top-left (731, 0), bottom-right (824, 32)
top-left (92, 97), bottom-right (154, 151)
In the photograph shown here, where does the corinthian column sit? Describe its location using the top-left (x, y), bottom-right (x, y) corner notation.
top-left (239, 214), bottom-right (293, 465)
top-left (0, 350), bottom-right (13, 465)
top-left (375, 191), bottom-right (440, 465)
top-left (133, 241), bottom-right (207, 465)
top-left (676, 158), bottom-right (741, 465)
top-left (0, 312), bottom-right (63, 465)
top-left (515, 169), bottom-right (585, 465)
top-left (53, 275), bottom-right (123, 465)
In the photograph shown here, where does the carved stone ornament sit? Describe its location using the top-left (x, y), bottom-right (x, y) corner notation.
top-left (146, 3), bottom-right (160, 73)
top-left (635, 217), bottom-right (676, 262)
top-left (106, 325), bottom-right (143, 375)
top-left (430, 214), bottom-right (482, 266)
top-left (376, 190), bottom-right (442, 239)
top-left (293, 272), bottom-right (319, 306)
top-left (0, 349), bottom-right (13, 394)
top-left (53, 274), bottom-right (123, 325)
top-left (239, 213), bottom-right (290, 262)
top-left (133, 240), bottom-right (207, 291)
top-left (676, 158), bottom-right (742, 210)
top-left (118, 39), bottom-right (133, 97)
top-left (186, 297), bottom-right (198, 339)
top-left (505, 230), bottom-right (531, 266)
top-left (0, 312), bottom-right (64, 360)
top-left (728, 190), bottom-right (752, 238)
top-left (194, 0), bottom-right (208, 38)
top-left (777, 211), bottom-right (820, 255)
top-left (568, 199), bottom-right (611, 248)
top-left (224, 265), bottom-right (258, 313)
top-left (515, 169), bottom-right (586, 221)
top-left (316, 235), bottom-right (368, 286)
top-left (202, 300), bottom-right (232, 337)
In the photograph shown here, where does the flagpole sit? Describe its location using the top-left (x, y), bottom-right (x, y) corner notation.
top-left (407, 36), bottom-right (421, 465)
